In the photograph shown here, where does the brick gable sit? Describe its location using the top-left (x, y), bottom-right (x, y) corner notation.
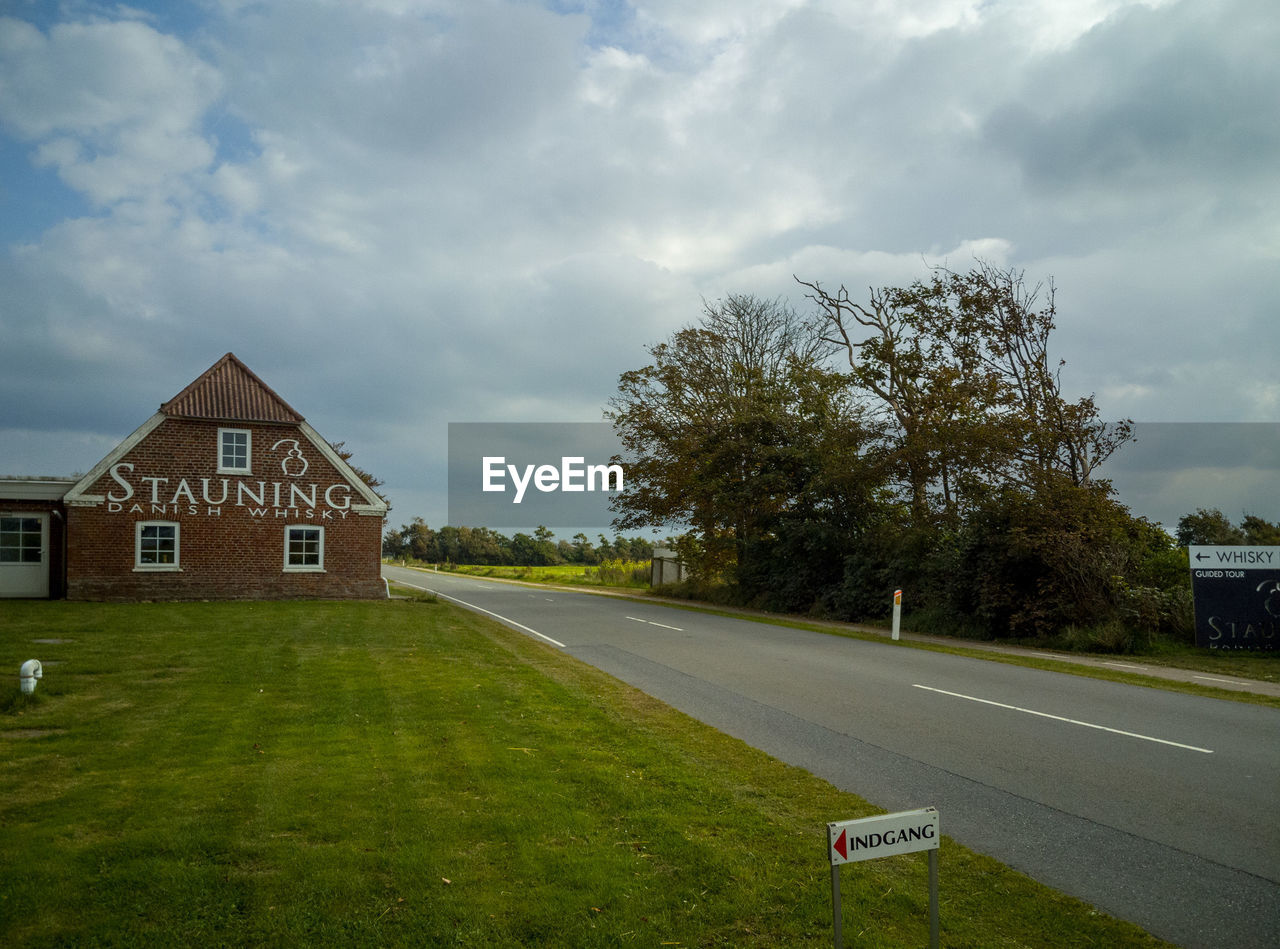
top-left (60, 356), bottom-right (387, 601)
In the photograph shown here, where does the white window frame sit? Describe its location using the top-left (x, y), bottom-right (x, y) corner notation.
top-left (218, 427), bottom-right (252, 474)
top-left (283, 524), bottom-right (325, 572)
top-left (0, 515), bottom-right (45, 565)
top-left (135, 521), bottom-right (180, 572)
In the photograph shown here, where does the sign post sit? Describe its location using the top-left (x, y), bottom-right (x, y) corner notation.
top-left (891, 589), bottom-right (902, 641)
top-left (1188, 546), bottom-right (1280, 650)
top-left (827, 808), bottom-right (939, 948)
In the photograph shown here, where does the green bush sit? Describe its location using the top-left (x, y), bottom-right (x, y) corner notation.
top-left (589, 558), bottom-right (650, 586)
top-left (1114, 581), bottom-right (1194, 643)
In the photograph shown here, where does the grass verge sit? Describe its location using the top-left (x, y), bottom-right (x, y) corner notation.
top-left (2, 598), bottom-right (1172, 947)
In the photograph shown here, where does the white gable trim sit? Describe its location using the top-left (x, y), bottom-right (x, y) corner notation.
top-left (297, 422), bottom-right (389, 516)
top-left (63, 413), bottom-right (167, 507)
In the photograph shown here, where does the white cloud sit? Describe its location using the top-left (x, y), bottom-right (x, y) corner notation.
top-left (631, 0), bottom-right (808, 50)
top-left (580, 46), bottom-right (654, 107)
top-left (0, 17), bottom-right (221, 206)
top-left (0, 0), bottom-right (1276, 527)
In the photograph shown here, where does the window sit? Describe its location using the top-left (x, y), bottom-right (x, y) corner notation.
top-left (0, 517), bottom-right (43, 564)
top-left (135, 521), bottom-right (180, 571)
top-left (218, 428), bottom-right (252, 473)
top-left (284, 525), bottom-right (324, 572)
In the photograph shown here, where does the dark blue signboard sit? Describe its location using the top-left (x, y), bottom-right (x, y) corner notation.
top-left (1188, 546), bottom-right (1280, 650)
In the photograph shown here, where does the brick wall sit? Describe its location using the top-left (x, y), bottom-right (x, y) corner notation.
top-left (66, 418), bottom-right (385, 601)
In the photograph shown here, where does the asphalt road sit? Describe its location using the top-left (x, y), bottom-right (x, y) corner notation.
top-left (385, 566), bottom-right (1280, 949)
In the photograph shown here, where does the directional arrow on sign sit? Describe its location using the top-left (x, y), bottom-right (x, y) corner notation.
top-left (833, 829), bottom-right (848, 861)
top-left (1196, 552), bottom-right (1211, 561)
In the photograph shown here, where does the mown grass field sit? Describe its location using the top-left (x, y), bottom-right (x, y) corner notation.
top-left (0, 594), bottom-right (1174, 947)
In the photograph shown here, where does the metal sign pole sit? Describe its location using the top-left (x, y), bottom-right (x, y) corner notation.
top-left (831, 863), bottom-right (843, 949)
top-left (929, 848), bottom-right (940, 949)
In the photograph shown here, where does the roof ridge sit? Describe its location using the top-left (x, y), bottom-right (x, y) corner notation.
top-left (159, 353), bottom-right (305, 423)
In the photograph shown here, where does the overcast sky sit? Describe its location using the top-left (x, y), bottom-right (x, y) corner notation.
top-left (1, 0), bottom-right (1276, 538)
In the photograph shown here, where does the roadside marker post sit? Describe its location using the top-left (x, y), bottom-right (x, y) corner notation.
top-left (827, 808), bottom-right (940, 949)
top-left (891, 589), bottom-right (903, 641)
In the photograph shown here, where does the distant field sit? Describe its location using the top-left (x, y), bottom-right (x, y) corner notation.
top-left (1, 595), bottom-right (1172, 947)
top-left (430, 560), bottom-right (651, 589)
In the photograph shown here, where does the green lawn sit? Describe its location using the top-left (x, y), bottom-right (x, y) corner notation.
top-left (1, 595), bottom-right (1173, 947)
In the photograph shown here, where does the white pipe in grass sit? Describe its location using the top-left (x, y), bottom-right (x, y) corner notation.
top-left (19, 659), bottom-right (42, 695)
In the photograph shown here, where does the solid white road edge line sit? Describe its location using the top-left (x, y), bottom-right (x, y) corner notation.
top-left (396, 580), bottom-right (567, 648)
top-left (912, 684), bottom-right (1214, 754)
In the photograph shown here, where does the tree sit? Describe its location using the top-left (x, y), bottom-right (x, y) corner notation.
top-left (1174, 510), bottom-right (1279, 546)
top-left (793, 264), bottom-right (1155, 637)
top-left (571, 532), bottom-right (598, 564)
top-left (953, 474), bottom-right (1159, 640)
top-left (1242, 515), bottom-right (1280, 546)
top-left (794, 270), bottom-right (1032, 526)
top-left (1176, 508), bottom-right (1247, 546)
top-left (596, 535), bottom-right (616, 561)
top-left (384, 517), bottom-right (436, 561)
top-left (607, 294), bottom-right (852, 579)
top-left (405, 517), bottom-right (438, 561)
top-left (435, 525), bottom-right (463, 564)
top-left (457, 526), bottom-right (507, 564)
top-left (509, 533), bottom-right (536, 565)
top-left (939, 262), bottom-right (1131, 489)
top-left (619, 535), bottom-right (655, 561)
top-left (328, 440), bottom-right (390, 509)
top-left (796, 263), bottom-right (1132, 526)
top-left (382, 525), bottom-right (407, 560)
top-left (533, 525), bottom-right (562, 565)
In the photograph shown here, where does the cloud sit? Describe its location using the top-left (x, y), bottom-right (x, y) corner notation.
top-left (1102, 423), bottom-right (1280, 529)
top-left (983, 0), bottom-right (1280, 203)
top-left (0, 0), bottom-right (1275, 529)
top-left (0, 16), bottom-right (222, 205)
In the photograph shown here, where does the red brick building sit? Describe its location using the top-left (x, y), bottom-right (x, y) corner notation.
top-left (2, 354), bottom-right (388, 601)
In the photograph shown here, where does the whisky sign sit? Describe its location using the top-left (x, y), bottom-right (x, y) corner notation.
top-left (1188, 546), bottom-right (1280, 650)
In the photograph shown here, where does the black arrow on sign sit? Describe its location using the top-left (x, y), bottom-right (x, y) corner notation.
top-left (1195, 552), bottom-right (1211, 561)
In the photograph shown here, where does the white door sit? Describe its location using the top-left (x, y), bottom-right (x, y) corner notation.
top-left (0, 514), bottom-right (49, 598)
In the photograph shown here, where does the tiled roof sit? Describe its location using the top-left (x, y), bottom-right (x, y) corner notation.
top-left (160, 353), bottom-right (304, 423)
